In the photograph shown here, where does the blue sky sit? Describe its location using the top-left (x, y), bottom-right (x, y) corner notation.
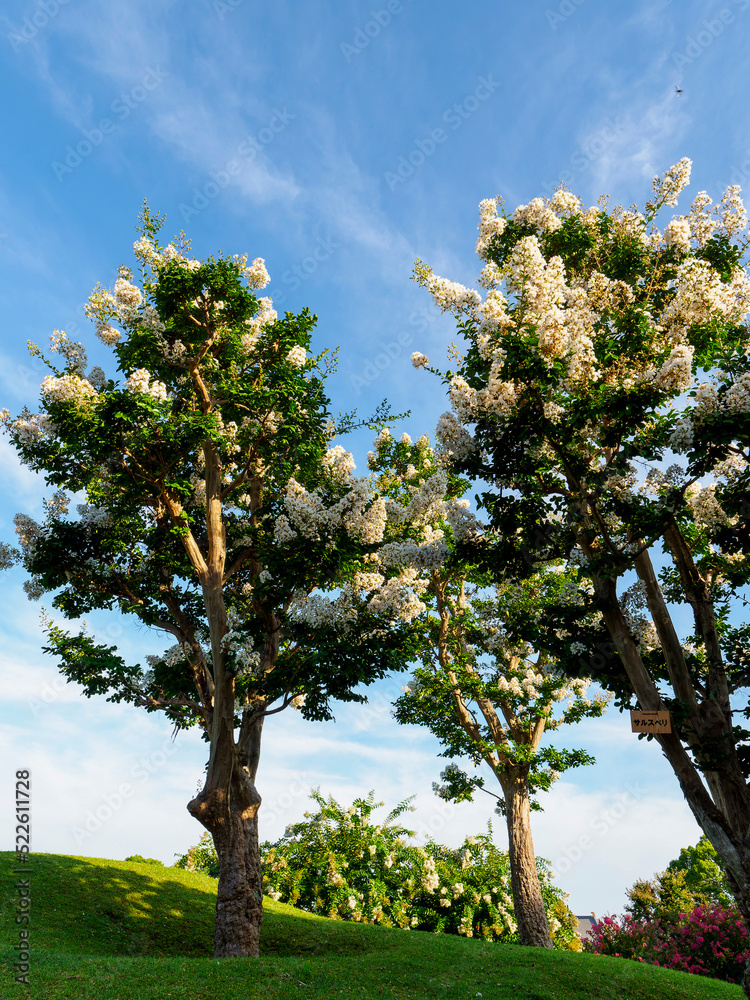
top-left (2, 0), bottom-right (749, 918)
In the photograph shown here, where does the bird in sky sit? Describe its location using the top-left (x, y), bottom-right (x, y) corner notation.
top-left (675, 85), bottom-right (683, 95)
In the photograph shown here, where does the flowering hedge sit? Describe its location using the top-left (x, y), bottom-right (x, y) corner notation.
top-left (260, 790), bottom-right (579, 948)
top-left (587, 906), bottom-right (750, 983)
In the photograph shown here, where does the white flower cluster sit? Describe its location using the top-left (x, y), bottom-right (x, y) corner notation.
top-left (140, 304), bottom-right (166, 335)
top-left (513, 197), bottom-right (563, 234)
top-left (113, 275), bottom-right (144, 322)
top-left (243, 257), bottom-right (271, 289)
top-left (505, 236), bottom-right (599, 382)
top-left (276, 476), bottom-right (387, 547)
top-left (50, 330), bottom-right (87, 374)
top-left (716, 184), bottom-right (748, 239)
top-left (476, 197), bottom-right (506, 257)
top-left (242, 297), bottom-right (277, 353)
top-left (610, 209), bottom-right (649, 248)
top-left (86, 284), bottom-right (118, 327)
top-left (620, 581), bottom-right (659, 653)
top-left (686, 484), bottom-right (731, 532)
top-left (377, 532), bottom-right (448, 573)
top-left (41, 373), bottom-right (99, 407)
top-left (445, 498), bottom-right (484, 542)
top-left (497, 670), bottom-right (541, 700)
top-left (322, 445), bottom-right (357, 481)
top-left (96, 324), bottom-right (121, 346)
top-left (286, 345), bottom-right (307, 367)
top-left (721, 372), bottom-right (750, 413)
top-left (223, 607), bottom-right (263, 677)
top-left (77, 504), bottom-right (111, 527)
top-left (649, 157), bottom-right (692, 209)
top-left (435, 411), bottom-right (474, 461)
top-left (548, 187), bottom-right (583, 216)
top-left (422, 855), bottom-right (439, 893)
top-left (712, 451), bottom-right (748, 482)
top-left (87, 367), bottom-right (107, 390)
top-left (367, 567), bottom-right (427, 622)
top-left (13, 513), bottom-right (43, 553)
top-left (669, 414), bottom-right (694, 453)
top-left (692, 382), bottom-right (719, 420)
top-left (145, 642), bottom-right (195, 670)
top-left (648, 344), bottom-right (695, 393)
top-left (133, 237), bottom-right (202, 273)
top-left (6, 410), bottom-right (56, 444)
top-left (125, 368), bottom-right (170, 402)
top-left (660, 258), bottom-right (750, 343)
top-left (688, 191), bottom-right (715, 246)
top-left (476, 288), bottom-right (514, 337)
top-left (411, 352), bottom-right (429, 368)
top-left (448, 376), bottom-right (478, 423)
top-left (664, 217), bottom-right (691, 253)
top-left (423, 273), bottom-right (482, 316)
top-left (478, 260), bottom-right (503, 289)
top-left (290, 588), bottom-right (359, 633)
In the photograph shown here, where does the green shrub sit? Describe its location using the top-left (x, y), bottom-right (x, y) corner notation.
top-left (260, 790), bottom-right (578, 948)
top-left (173, 833), bottom-right (220, 879)
top-left (124, 855), bottom-right (164, 866)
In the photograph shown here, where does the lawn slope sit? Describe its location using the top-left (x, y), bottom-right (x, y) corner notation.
top-left (0, 852), bottom-right (743, 1000)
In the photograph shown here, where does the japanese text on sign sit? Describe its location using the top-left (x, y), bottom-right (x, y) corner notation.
top-left (630, 710), bottom-right (672, 733)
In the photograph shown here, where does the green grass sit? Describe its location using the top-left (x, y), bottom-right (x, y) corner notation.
top-left (0, 852), bottom-right (743, 999)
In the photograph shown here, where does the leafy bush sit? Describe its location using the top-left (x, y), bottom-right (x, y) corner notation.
top-left (124, 855), bottom-right (164, 866)
top-left (587, 906), bottom-right (750, 984)
top-left (173, 833), bottom-right (220, 879)
top-left (666, 836), bottom-right (733, 909)
top-left (260, 790), bottom-right (578, 948)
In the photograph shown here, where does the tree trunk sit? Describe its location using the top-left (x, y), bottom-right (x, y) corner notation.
top-left (211, 797), bottom-right (263, 957)
top-left (188, 714), bottom-right (264, 957)
top-left (503, 770), bottom-right (554, 948)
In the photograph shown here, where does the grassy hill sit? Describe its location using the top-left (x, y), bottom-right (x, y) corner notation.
top-left (0, 851), bottom-right (743, 1000)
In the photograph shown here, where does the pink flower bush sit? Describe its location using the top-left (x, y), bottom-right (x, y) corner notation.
top-left (586, 905), bottom-right (750, 984)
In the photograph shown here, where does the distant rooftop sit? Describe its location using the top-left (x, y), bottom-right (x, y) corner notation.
top-left (576, 914), bottom-right (597, 941)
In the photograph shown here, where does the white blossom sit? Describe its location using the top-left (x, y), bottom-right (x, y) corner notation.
top-left (286, 345), bottom-right (307, 367)
top-left (125, 368), bottom-right (170, 402)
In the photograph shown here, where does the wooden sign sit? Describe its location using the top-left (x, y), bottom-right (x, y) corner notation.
top-left (630, 710), bottom-right (672, 734)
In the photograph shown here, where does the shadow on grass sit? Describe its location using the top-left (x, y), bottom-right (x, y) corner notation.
top-left (0, 852), bottom-right (391, 960)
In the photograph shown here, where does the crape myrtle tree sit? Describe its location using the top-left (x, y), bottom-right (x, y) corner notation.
top-left (409, 159), bottom-right (750, 992)
top-left (0, 210), bottom-right (421, 958)
top-left (368, 429), bottom-right (609, 947)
